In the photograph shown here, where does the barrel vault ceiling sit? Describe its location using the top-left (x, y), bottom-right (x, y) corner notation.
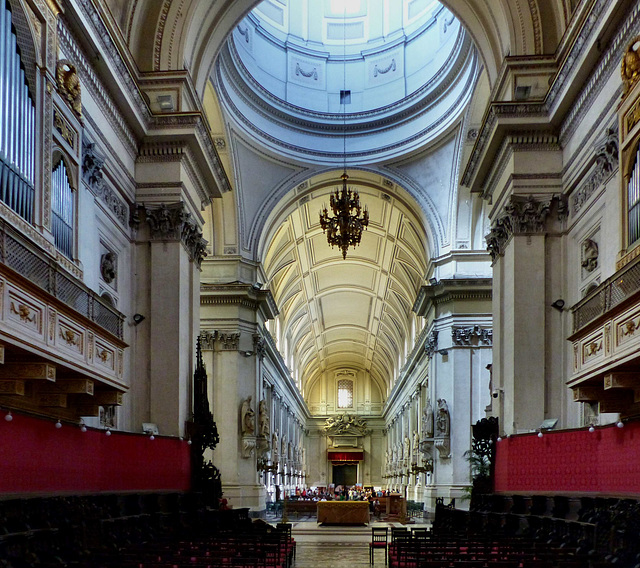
top-left (261, 172), bottom-right (429, 400)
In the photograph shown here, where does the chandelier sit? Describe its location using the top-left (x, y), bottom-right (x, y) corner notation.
top-left (318, 7), bottom-right (368, 259)
top-left (319, 173), bottom-right (369, 259)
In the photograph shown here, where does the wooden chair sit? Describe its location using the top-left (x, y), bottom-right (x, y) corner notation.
top-left (370, 526), bottom-right (388, 564)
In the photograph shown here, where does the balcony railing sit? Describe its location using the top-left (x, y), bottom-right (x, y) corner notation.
top-left (572, 254), bottom-right (640, 333)
top-left (0, 218), bottom-right (125, 340)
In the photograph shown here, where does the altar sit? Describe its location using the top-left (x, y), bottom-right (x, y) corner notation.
top-left (316, 501), bottom-right (370, 525)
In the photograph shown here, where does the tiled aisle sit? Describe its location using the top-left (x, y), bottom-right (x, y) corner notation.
top-left (295, 542), bottom-right (371, 568)
top-left (283, 518), bottom-right (430, 567)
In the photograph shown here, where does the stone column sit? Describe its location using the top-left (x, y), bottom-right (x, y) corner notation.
top-left (132, 202), bottom-right (206, 437)
top-left (200, 282), bottom-right (278, 513)
top-left (486, 194), bottom-right (567, 433)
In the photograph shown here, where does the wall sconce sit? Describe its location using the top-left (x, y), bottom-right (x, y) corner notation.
top-left (551, 299), bottom-right (565, 311)
top-left (132, 313), bottom-right (145, 325)
top-left (438, 349), bottom-right (448, 356)
top-left (429, 277), bottom-right (438, 285)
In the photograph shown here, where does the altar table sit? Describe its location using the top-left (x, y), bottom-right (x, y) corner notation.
top-left (316, 501), bottom-right (370, 524)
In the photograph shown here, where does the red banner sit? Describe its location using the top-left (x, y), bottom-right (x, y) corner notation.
top-left (328, 450), bottom-right (364, 461)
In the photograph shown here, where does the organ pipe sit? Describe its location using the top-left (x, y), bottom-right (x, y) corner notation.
top-left (52, 160), bottom-right (73, 259)
top-left (0, 0), bottom-right (35, 222)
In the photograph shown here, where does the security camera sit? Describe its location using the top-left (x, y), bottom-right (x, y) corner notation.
top-left (492, 390), bottom-right (500, 399)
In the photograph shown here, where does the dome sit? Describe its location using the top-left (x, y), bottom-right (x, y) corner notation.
top-left (214, 0), bottom-right (477, 164)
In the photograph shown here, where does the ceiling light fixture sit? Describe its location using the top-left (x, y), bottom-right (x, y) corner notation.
top-left (319, 7), bottom-right (368, 260)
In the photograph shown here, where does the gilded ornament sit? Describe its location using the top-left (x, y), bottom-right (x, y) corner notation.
top-left (53, 108), bottom-right (75, 148)
top-left (60, 328), bottom-right (78, 346)
top-left (10, 302), bottom-right (35, 323)
top-left (56, 60), bottom-right (82, 118)
top-left (622, 319), bottom-right (638, 336)
top-left (622, 37), bottom-right (640, 99)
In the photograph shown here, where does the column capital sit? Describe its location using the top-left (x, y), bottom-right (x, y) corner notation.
top-left (132, 202), bottom-right (208, 267)
top-left (486, 194), bottom-right (568, 262)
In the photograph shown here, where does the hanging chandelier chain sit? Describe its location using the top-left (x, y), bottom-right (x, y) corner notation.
top-left (318, 4), bottom-right (368, 260)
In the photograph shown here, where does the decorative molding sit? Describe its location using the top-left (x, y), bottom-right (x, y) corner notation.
top-left (237, 25), bottom-right (250, 43)
top-left (82, 140), bottom-right (129, 226)
top-left (581, 239), bottom-right (599, 273)
top-left (253, 333), bottom-right (266, 360)
top-left (424, 330), bottom-right (438, 358)
top-left (452, 325), bottom-right (493, 346)
top-left (100, 252), bottom-right (117, 284)
top-left (571, 128), bottom-right (618, 215)
top-left (621, 35), bottom-right (640, 100)
top-left (53, 107), bottom-right (76, 149)
top-left (374, 58), bottom-right (396, 77)
top-left (57, 22), bottom-right (139, 158)
top-left (199, 330), bottom-right (241, 351)
top-left (486, 194), bottom-right (567, 261)
top-left (323, 414), bottom-right (369, 436)
top-left (295, 63), bottom-right (318, 81)
top-left (131, 202), bottom-right (207, 267)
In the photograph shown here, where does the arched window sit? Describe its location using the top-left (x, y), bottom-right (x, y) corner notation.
top-left (337, 378), bottom-right (353, 409)
top-left (51, 159), bottom-right (74, 258)
top-left (0, 0), bottom-right (35, 222)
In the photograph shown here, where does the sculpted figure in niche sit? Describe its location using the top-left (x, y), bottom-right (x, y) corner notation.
top-left (404, 436), bottom-right (411, 459)
top-left (581, 239), bottom-right (599, 272)
top-left (241, 396), bottom-right (255, 435)
top-left (413, 430), bottom-right (420, 453)
top-left (258, 398), bottom-right (270, 437)
top-left (436, 399), bottom-right (450, 436)
top-left (100, 252), bottom-right (117, 284)
top-left (272, 431), bottom-right (279, 460)
top-left (422, 399), bottom-right (434, 438)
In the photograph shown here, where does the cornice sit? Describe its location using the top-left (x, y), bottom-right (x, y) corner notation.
top-left (57, 21), bottom-right (139, 158)
top-left (217, 44), bottom-right (478, 163)
top-left (559, 1), bottom-right (640, 144)
top-left (64, 2), bottom-right (232, 196)
top-left (461, 0), bottom-right (630, 191)
top-left (413, 278), bottom-right (493, 316)
top-left (200, 283), bottom-right (279, 319)
top-left (224, 26), bottom-right (472, 131)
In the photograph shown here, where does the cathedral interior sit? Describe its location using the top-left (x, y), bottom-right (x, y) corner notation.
top-left (2, 0), bottom-right (640, 560)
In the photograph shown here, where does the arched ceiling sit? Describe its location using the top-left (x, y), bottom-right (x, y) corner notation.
top-left (260, 170), bottom-right (428, 396)
top-left (102, 0), bottom-right (573, 96)
top-left (95, 0), bottom-right (574, 409)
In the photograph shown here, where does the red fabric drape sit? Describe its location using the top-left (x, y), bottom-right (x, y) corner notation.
top-left (495, 421), bottom-right (640, 494)
top-left (0, 411), bottom-right (190, 494)
top-left (328, 450), bottom-right (363, 461)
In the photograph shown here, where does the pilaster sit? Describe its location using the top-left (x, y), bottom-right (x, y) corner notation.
top-left (487, 194), bottom-right (568, 433)
top-left (131, 202), bottom-right (205, 437)
top-left (200, 279), bottom-right (278, 513)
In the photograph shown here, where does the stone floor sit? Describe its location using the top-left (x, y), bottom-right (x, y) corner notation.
top-left (275, 516), bottom-right (431, 567)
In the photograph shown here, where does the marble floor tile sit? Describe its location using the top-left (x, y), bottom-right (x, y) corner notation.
top-left (295, 542), bottom-right (372, 568)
